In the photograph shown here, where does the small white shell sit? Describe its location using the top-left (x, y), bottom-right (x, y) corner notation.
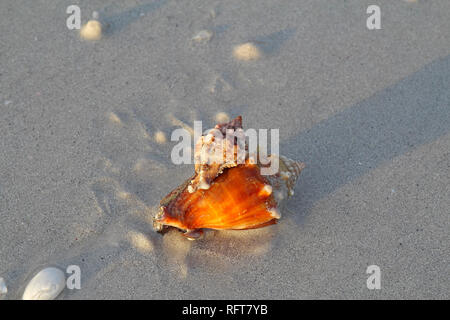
top-left (192, 30), bottom-right (213, 42)
top-left (22, 267), bottom-right (65, 300)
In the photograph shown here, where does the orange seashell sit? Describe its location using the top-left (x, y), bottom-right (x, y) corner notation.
top-left (153, 116), bottom-right (305, 240)
top-left (156, 161), bottom-right (278, 236)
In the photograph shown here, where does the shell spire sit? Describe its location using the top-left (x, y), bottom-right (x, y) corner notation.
top-left (189, 115), bottom-right (245, 193)
top-left (154, 116), bottom-right (305, 240)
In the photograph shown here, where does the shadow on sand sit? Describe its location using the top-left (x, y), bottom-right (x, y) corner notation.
top-left (100, 0), bottom-right (167, 35)
top-left (282, 54), bottom-right (450, 224)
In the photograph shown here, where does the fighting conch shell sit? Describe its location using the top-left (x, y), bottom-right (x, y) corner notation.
top-left (154, 116), bottom-right (305, 240)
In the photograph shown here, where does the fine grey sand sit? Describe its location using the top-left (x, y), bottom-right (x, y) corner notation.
top-left (0, 0), bottom-right (449, 299)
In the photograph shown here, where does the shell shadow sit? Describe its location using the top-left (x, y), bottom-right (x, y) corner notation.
top-left (281, 54), bottom-right (450, 225)
top-left (211, 24), bottom-right (231, 37)
top-left (100, 0), bottom-right (167, 35)
top-left (251, 28), bottom-right (297, 56)
top-left (156, 224), bottom-right (278, 279)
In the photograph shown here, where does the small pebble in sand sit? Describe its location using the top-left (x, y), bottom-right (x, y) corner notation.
top-left (80, 20), bottom-right (102, 41)
top-left (22, 267), bottom-right (65, 300)
top-left (155, 130), bottom-right (167, 144)
top-left (214, 112), bottom-right (230, 124)
top-left (0, 277), bottom-right (7, 296)
top-left (233, 42), bottom-right (261, 61)
top-left (209, 9), bottom-right (216, 19)
top-left (108, 112), bottom-right (122, 125)
top-left (192, 30), bottom-right (213, 42)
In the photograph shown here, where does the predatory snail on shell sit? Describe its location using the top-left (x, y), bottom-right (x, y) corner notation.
top-left (153, 116), bottom-right (305, 240)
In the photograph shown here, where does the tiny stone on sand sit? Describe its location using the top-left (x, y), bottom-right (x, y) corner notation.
top-left (108, 112), bottom-right (122, 125)
top-left (192, 30), bottom-right (213, 42)
top-left (215, 112), bottom-right (230, 124)
top-left (80, 20), bottom-right (102, 41)
top-left (233, 42), bottom-right (261, 61)
top-left (155, 130), bottom-right (167, 144)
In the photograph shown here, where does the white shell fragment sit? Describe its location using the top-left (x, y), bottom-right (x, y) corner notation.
top-left (22, 267), bottom-right (66, 300)
top-left (259, 185), bottom-right (273, 197)
top-left (192, 30), bottom-right (213, 42)
top-left (269, 208), bottom-right (281, 219)
top-left (0, 277), bottom-right (7, 296)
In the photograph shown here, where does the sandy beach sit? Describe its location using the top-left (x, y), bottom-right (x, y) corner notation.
top-left (0, 0), bottom-right (449, 299)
